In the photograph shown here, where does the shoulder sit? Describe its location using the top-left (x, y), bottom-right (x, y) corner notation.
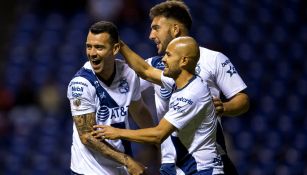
top-left (67, 76), bottom-right (95, 99)
top-left (68, 76), bottom-right (93, 91)
top-left (198, 47), bottom-right (231, 71)
top-left (184, 77), bottom-right (210, 100)
top-left (190, 76), bottom-right (208, 93)
top-left (147, 56), bottom-right (164, 70)
top-left (116, 59), bottom-right (136, 74)
top-left (199, 47), bottom-right (220, 63)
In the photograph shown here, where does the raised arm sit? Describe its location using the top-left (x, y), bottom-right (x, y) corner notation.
top-left (120, 41), bottom-right (163, 86)
top-left (73, 113), bottom-right (146, 174)
top-left (93, 118), bottom-right (175, 145)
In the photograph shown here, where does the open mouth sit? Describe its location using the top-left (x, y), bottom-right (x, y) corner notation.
top-left (92, 60), bottom-right (101, 65)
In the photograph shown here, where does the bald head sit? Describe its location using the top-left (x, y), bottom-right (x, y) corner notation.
top-left (168, 36), bottom-right (200, 74)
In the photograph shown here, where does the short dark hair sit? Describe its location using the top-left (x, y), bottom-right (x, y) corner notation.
top-left (89, 21), bottom-right (119, 44)
top-left (149, 1), bottom-right (192, 30)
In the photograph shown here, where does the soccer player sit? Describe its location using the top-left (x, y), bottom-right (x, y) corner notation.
top-left (140, 1), bottom-right (249, 174)
top-left (93, 36), bottom-right (224, 174)
top-left (67, 21), bottom-right (154, 175)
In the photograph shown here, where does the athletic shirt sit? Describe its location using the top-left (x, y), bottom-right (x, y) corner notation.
top-left (161, 74), bottom-right (223, 174)
top-left (140, 47), bottom-right (247, 162)
top-left (67, 60), bottom-right (141, 175)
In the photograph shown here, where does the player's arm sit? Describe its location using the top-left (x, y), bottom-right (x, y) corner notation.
top-left (93, 118), bottom-right (175, 145)
top-left (128, 98), bottom-right (155, 129)
top-left (73, 113), bottom-right (146, 174)
top-left (213, 53), bottom-right (250, 117)
top-left (120, 41), bottom-right (163, 86)
top-left (213, 92), bottom-right (249, 117)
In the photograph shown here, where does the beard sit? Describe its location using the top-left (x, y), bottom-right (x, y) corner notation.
top-left (163, 67), bottom-right (181, 79)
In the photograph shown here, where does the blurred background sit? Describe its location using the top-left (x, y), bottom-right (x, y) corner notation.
top-left (0, 0), bottom-right (306, 174)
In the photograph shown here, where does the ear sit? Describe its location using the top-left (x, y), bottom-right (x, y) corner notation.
top-left (172, 24), bottom-right (181, 37)
top-left (113, 42), bottom-right (120, 55)
top-left (180, 56), bottom-right (189, 67)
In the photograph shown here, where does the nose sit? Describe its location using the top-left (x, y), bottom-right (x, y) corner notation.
top-left (149, 30), bottom-right (155, 40)
top-left (162, 55), bottom-right (166, 63)
top-left (88, 48), bottom-right (97, 58)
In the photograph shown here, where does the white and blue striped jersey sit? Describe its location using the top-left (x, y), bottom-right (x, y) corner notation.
top-left (141, 47), bottom-right (247, 160)
top-left (67, 60), bottom-right (141, 175)
top-left (161, 74), bottom-right (223, 174)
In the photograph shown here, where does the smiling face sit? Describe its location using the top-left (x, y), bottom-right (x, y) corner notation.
top-left (162, 36), bottom-right (200, 79)
top-left (162, 40), bottom-right (182, 79)
top-left (149, 16), bottom-right (175, 54)
top-left (86, 32), bottom-right (116, 76)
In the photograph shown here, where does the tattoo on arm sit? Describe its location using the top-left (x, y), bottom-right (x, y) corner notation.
top-left (87, 136), bottom-right (129, 165)
top-left (73, 113), bottom-right (130, 165)
top-left (73, 113), bottom-right (96, 136)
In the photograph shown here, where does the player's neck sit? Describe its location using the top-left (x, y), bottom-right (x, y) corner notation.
top-left (97, 63), bottom-right (116, 86)
top-left (175, 71), bottom-right (194, 89)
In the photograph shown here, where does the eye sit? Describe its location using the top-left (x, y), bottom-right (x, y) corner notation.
top-left (86, 44), bottom-right (92, 49)
top-left (152, 25), bottom-right (159, 31)
top-left (95, 45), bottom-right (105, 51)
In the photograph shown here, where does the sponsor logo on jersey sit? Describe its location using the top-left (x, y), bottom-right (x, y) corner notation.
top-left (226, 66), bottom-right (237, 77)
top-left (118, 79), bottom-right (129, 93)
top-left (71, 85), bottom-right (84, 98)
top-left (176, 97), bottom-right (193, 105)
top-left (221, 59), bottom-right (231, 67)
top-left (169, 101), bottom-right (185, 113)
top-left (169, 97), bottom-right (193, 113)
top-left (221, 59), bottom-right (237, 77)
top-left (69, 81), bottom-right (88, 87)
top-left (97, 105), bottom-right (128, 122)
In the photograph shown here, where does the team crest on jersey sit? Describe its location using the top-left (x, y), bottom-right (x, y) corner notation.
top-left (195, 64), bottom-right (201, 75)
top-left (118, 79), bottom-right (129, 93)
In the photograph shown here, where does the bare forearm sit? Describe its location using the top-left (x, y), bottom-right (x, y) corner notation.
top-left (93, 119), bottom-right (174, 145)
top-left (223, 93), bottom-right (249, 117)
top-left (84, 134), bottom-right (130, 166)
top-left (118, 127), bottom-right (164, 144)
top-left (74, 114), bottom-right (130, 166)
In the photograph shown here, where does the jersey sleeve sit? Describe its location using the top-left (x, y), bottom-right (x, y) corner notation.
top-left (160, 72), bottom-right (175, 92)
top-left (214, 53), bottom-right (247, 99)
top-left (163, 90), bottom-right (204, 130)
top-left (67, 76), bottom-right (96, 116)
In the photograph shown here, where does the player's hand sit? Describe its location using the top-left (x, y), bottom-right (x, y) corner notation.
top-left (126, 157), bottom-right (147, 175)
top-left (212, 97), bottom-right (224, 116)
top-left (92, 125), bottom-right (121, 140)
